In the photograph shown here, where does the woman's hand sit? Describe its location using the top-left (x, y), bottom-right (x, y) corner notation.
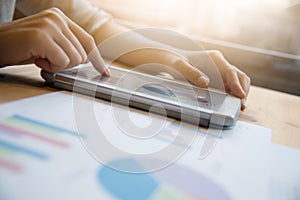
top-left (0, 7), bottom-right (109, 75)
top-left (206, 50), bottom-right (250, 110)
top-left (92, 20), bottom-right (250, 109)
top-left (162, 50), bottom-right (251, 110)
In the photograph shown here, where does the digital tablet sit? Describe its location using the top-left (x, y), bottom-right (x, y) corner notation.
top-left (41, 63), bottom-right (241, 128)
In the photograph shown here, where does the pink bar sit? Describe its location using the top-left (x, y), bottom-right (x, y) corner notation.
top-left (0, 123), bottom-right (69, 148)
top-left (0, 159), bottom-right (22, 173)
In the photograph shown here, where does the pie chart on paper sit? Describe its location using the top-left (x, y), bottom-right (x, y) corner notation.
top-left (98, 158), bottom-right (230, 200)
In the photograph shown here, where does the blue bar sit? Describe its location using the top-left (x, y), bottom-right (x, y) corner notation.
top-left (13, 115), bottom-right (79, 137)
top-left (0, 140), bottom-right (48, 160)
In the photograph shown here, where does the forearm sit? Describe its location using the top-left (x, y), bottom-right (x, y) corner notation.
top-left (92, 20), bottom-right (188, 69)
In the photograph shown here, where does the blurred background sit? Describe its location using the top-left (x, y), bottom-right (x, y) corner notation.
top-left (90, 0), bottom-right (300, 95)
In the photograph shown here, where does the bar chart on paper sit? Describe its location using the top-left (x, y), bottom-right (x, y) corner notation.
top-left (0, 114), bottom-right (210, 173)
top-left (0, 114), bottom-right (78, 172)
top-left (2, 92), bottom-right (299, 200)
top-left (0, 93), bottom-right (233, 200)
top-left (0, 87), bottom-right (211, 172)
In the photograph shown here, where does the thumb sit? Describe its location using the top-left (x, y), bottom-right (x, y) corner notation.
top-left (172, 59), bottom-right (209, 88)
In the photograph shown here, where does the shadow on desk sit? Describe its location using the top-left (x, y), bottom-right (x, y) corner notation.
top-left (0, 65), bottom-right (57, 103)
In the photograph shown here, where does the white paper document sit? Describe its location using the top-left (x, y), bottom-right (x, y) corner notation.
top-left (0, 92), bottom-right (299, 200)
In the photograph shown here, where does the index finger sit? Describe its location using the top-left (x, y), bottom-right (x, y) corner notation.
top-left (88, 47), bottom-right (110, 76)
top-left (66, 18), bottom-right (110, 76)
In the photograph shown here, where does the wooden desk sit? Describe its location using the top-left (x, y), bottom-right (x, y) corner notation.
top-left (1, 64), bottom-right (300, 149)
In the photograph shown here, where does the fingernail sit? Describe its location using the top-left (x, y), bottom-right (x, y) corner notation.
top-left (196, 77), bottom-right (209, 87)
top-left (241, 99), bottom-right (247, 110)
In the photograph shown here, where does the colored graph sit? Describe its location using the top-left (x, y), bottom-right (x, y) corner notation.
top-left (98, 158), bottom-right (230, 200)
top-left (0, 113), bottom-right (228, 199)
top-left (156, 121), bottom-right (222, 150)
top-left (0, 115), bottom-right (78, 172)
top-left (0, 113), bottom-right (219, 173)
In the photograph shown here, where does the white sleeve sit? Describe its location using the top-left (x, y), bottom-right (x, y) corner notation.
top-left (16, 0), bottom-right (111, 34)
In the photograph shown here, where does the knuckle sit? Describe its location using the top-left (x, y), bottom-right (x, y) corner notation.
top-left (43, 7), bottom-right (65, 23)
top-left (68, 50), bottom-right (84, 67)
top-left (83, 34), bottom-right (96, 53)
top-left (82, 52), bottom-right (88, 62)
top-left (48, 7), bottom-right (64, 16)
top-left (86, 34), bottom-right (96, 46)
top-left (208, 50), bottom-right (222, 58)
top-left (226, 68), bottom-right (237, 77)
top-left (73, 55), bottom-right (83, 66)
top-left (239, 71), bottom-right (251, 83)
top-left (39, 17), bottom-right (54, 27)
